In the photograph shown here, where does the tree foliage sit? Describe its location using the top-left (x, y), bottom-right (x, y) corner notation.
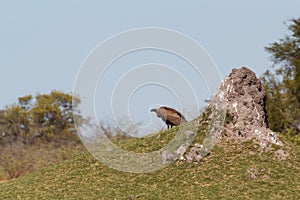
top-left (0, 91), bottom-right (84, 180)
top-left (0, 91), bottom-right (81, 145)
top-left (261, 18), bottom-right (300, 143)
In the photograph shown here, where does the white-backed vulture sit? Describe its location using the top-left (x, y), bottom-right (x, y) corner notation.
top-left (150, 106), bottom-right (187, 129)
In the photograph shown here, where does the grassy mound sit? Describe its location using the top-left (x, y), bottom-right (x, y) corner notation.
top-left (0, 117), bottom-right (299, 199)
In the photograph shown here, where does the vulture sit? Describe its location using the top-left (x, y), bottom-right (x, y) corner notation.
top-left (150, 106), bottom-right (187, 129)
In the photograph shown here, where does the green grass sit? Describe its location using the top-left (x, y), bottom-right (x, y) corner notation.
top-left (0, 117), bottom-right (299, 199)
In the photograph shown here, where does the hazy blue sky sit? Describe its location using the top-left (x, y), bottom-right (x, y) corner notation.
top-left (1, 1), bottom-right (299, 129)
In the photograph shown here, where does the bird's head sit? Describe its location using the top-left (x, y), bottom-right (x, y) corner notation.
top-left (150, 108), bottom-right (157, 113)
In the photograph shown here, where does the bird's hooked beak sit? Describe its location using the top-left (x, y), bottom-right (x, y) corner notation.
top-left (150, 108), bottom-right (156, 112)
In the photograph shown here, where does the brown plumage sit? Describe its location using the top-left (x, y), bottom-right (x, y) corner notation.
top-left (150, 106), bottom-right (187, 129)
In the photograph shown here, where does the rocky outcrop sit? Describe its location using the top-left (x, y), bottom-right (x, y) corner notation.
top-left (223, 67), bottom-right (282, 148)
top-left (183, 67), bottom-right (285, 163)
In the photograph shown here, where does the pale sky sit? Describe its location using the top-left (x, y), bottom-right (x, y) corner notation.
top-left (1, 1), bottom-right (300, 131)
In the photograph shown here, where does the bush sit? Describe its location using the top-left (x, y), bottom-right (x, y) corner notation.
top-left (0, 138), bottom-right (84, 180)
